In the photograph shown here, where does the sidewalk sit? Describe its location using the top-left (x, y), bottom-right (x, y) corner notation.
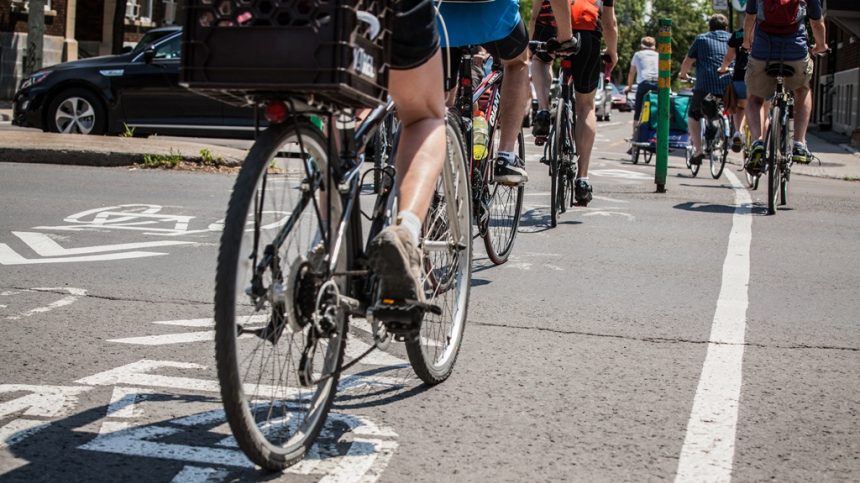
top-left (0, 128), bottom-right (246, 167)
top-left (723, 130), bottom-right (860, 181)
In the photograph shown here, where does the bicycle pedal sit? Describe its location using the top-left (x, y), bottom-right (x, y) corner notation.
top-left (539, 157), bottom-right (549, 166)
top-left (534, 136), bottom-right (548, 146)
top-left (368, 298), bottom-right (440, 340)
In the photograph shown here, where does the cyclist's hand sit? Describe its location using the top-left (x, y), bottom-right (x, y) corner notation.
top-left (623, 85), bottom-right (631, 94)
top-left (547, 37), bottom-right (577, 56)
top-left (718, 65), bottom-right (729, 74)
top-left (604, 49), bottom-right (618, 70)
top-left (741, 40), bottom-right (752, 52)
top-left (679, 72), bottom-right (690, 81)
top-left (811, 43), bottom-right (830, 56)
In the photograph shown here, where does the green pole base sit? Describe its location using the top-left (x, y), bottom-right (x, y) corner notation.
top-left (656, 184), bottom-right (666, 193)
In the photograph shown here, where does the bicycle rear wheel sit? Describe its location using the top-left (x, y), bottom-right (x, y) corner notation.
top-left (214, 120), bottom-right (347, 470)
top-left (710, 124), bottom-right (728, 179)
top-left (549, 124), bottom-right (559, 228)
top-left (406, 114), bottom-right (473, 384)
top-left (766, 107), bottom-right (780, 215)
top-left (483, 130), bottom-right (524, 264)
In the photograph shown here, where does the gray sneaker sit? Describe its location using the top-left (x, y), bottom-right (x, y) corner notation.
top-left (792, 143), bottom-right (812, 164)
top-left (367, 224), bottom-right (424, 303)
top-left (494, 153), bottom-right (528, 185)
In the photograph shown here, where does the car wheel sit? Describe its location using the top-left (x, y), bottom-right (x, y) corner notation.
top-left (46, 88), bottom-right (107, 135)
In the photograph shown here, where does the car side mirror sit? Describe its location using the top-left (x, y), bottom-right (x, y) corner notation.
top-left (121, 46), bottom-right (133, 54)
top-left (143, 48), bottom-right (156, 64)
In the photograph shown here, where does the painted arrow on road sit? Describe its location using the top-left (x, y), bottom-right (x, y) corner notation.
top-left (0, 231), bottom-right (194, 265)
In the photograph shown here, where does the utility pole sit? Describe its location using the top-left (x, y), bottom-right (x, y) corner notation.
top-left (24, 0), bottom-right (47, 76)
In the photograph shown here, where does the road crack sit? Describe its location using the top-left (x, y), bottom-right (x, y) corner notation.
top-left (3, 285), bottom-right (211, 307)
top-left (472, 321), bottom-right (860, 352)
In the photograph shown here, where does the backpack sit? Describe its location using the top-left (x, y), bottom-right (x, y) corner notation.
top-left (757, 0), bottom-right (804, 35)
top-left (571, 0), bottom-right (602, 32)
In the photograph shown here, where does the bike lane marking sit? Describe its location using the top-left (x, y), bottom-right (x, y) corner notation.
top-left (4, 287), bottom-right (87, 320)
top-left (675, 170), bottom-right (752, 482)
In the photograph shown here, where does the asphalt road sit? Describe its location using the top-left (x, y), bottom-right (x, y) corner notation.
top-left (1, 111), bottom-right (858, 482)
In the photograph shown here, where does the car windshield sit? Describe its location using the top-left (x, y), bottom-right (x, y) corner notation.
top-left (131, 30), bottom-right (178, 55)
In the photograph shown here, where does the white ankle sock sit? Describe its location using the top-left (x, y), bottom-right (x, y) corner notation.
top-left (497, 151), bottom-right (515, 162)
top-left (576, 176), bottom-right (589, 182)
top-left (396, 210), bottom-right (421, 246)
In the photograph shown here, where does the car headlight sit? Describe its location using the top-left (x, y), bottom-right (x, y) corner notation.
top-left (20, 70), bottom-right (52, 90)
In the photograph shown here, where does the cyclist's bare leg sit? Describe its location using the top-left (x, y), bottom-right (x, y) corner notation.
top-left (574, 90), bottom-right (597, 177)
top-left (733, 100), bottom-right (746, 134)
top-left (792, 85), bottom-right (811, 144)
top-left (389, 50), bottom-right (447, 222)
top-left (549, 0), bottom-right (572, 42)
top-left (532, 58), bottom-right (553, 111)
top-left (688, 117), bottom-right (703, 155)
top-left (746, 94), bottom-right (766, 141)
top-left (498, 49), bottom-right (530, 153)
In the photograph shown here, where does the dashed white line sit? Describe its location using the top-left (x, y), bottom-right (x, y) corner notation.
top-left (675, 170), bottom-right (753, 483)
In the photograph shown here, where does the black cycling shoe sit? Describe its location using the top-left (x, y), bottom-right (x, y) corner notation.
top-left (494, 153), bottom-right (528, 185)
top-left (574, 179), bottom-right (593, 206)
top-left (532, 109), bottom-right (551, 137)
top-left (689, 152), bottom-right (704, 165)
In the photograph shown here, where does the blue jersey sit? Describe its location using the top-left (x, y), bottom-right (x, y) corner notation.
top-left (437, 0), bottom-right (521, 48)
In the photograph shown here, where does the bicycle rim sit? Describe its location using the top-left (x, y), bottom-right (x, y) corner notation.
top-left (406, 115), bottom-right (472, 384)
top-left (214, 121), bottom-right (346, 470)
top-left (483, 130), bottom-right (524, 264)
top-left (766, 108), bottom-right (780, 215)
top-left (710, 133), bottom-right (727, 179)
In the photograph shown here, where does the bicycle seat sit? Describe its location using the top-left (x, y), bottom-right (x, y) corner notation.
top-left (765, 63), bottom-right (795, 78)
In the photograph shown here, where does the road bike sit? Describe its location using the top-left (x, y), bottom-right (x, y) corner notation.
top-left (184, 3), bottom-right (473, 469)
top-left (682, 79), bottom-right (729, 179)
top-left (529, 39), bottom-right (583, 228)
top-left (449, 48), bottom-right (524, 264)
top-left (756, 63), bottom-right (796, 215)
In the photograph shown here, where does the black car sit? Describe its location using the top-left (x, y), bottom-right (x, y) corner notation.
top-left (12, 26), bottom-right (259, 138)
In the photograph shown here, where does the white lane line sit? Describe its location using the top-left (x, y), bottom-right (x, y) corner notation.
top-left (675, 170), bottom-right (752, 483)
top-left (171, 466), bottom-right (229, 483)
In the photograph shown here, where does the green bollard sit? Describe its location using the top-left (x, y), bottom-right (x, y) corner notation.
top-left (656, 18), bottom-right (672, 193)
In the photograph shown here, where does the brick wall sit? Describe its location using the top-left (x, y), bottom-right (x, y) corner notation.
top-left (0, 1), bottom-right (68, 37)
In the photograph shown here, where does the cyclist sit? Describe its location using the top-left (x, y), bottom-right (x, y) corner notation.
top-left (625, 36), bottom-right (659, 144)
top-left (719, 29), bottom-right (750, 152)
top-left (742, 0), bottom-right (828, 168)
top-left (440, 0), bottom-right (574, 185)
top-left (528, 0), bottom-right (618, 206)
top-left (365, 0), bottom-right (448, 310)
top-left (678, 14), bottom-right (731, 166)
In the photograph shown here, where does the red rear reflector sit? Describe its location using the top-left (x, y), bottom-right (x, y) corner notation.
top-left (461, 77), bottom-right (471, 87)
top-left (561, 59), bottom-right (573, 69)
top-left (264, 101), bottom-right (288, 124)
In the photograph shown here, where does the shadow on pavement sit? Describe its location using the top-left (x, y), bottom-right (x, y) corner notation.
top-left (673, 201), bottom-right (736, 214)
top-left (3, 364), bottom-right (427, 482)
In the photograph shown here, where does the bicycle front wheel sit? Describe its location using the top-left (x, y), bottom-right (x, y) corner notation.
top-left (406, 113), bottom-right (473, 384)
top-left (214, 120), bottom-right (347, 470)
top-left (483, 130), bottom-right (524, 264)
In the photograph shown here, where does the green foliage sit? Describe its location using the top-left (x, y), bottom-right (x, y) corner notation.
top-left (614, 0), bottom-right (648, 84)
top-left (647, 0), bottom-right (719, 80)
top-left (199, 148), bottom-right (223, 164)
top-left (142, 148), bottom-right (182, 168)
top-left (119, 123), bottom-right (135, 138)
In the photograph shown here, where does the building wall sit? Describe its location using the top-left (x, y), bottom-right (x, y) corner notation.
top-left (0, 1), bottom-right (68, 36)
top-left (812, 18), bottom-right (860, 141)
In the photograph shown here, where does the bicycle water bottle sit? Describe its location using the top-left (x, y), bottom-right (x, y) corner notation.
top-left (473, 111), bottom-right (489, 160)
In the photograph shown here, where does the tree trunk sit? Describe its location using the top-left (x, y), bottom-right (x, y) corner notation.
top-left (112, 0), bottom-right (127, 55)
top-left (25, 0), bottom-right (47, 76)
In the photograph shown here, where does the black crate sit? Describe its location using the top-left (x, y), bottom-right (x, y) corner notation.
top-left (181, 0), bottom-right (392, 108)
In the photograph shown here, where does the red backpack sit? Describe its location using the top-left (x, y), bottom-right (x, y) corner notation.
top-left (757, 0), bottom-right (804, 35)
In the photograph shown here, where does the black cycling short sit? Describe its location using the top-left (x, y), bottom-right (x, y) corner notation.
top-left (530, 24), bottom-right (557, 63)
top-left (441, 19), bottom-right (529, 91)
top-left (688, 90), bottom-right (722, 121)
top-left (391, 0), bottom-right (440, 70)
top-left (565, 30), bottom-right (602, 94)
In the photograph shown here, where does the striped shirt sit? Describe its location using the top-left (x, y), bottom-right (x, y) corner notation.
top-left (687, 30), bottom-right (731, 96)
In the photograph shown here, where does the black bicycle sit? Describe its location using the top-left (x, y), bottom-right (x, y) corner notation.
top-left (756, 63), bottom-right (796, 215)
top-left (449, 48), bottom-right (525, 264)
top-left (184, 2), bottom-right (473, 469)
top-left (681, 78), bottom-right (730, 179)
top-left (530, 39), bottom-right (582, 228)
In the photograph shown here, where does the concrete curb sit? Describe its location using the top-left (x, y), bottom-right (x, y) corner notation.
top-left (0, 147), bottom-right (243, 168)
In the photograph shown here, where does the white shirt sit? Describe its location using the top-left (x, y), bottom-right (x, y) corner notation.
top-left (631, 49), bottom-right (659, 84)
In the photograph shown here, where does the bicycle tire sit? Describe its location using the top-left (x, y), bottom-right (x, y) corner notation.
top-left (549, 122), bottom-right (559, 228)
top-left (767, 106), bottom-right (780, 215)
top-left (483, 130), bottom-right (525, 264)
top-left (556, 102), bottom-right (574, 215)
top-left (710, 123), bottom-right (727, 179)
top-left (214, 120), bottom-right (346, 470)
top-left (631, 146), bottom-right (640, 164)
top-left (406, 113), bottom-right (473, 384)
